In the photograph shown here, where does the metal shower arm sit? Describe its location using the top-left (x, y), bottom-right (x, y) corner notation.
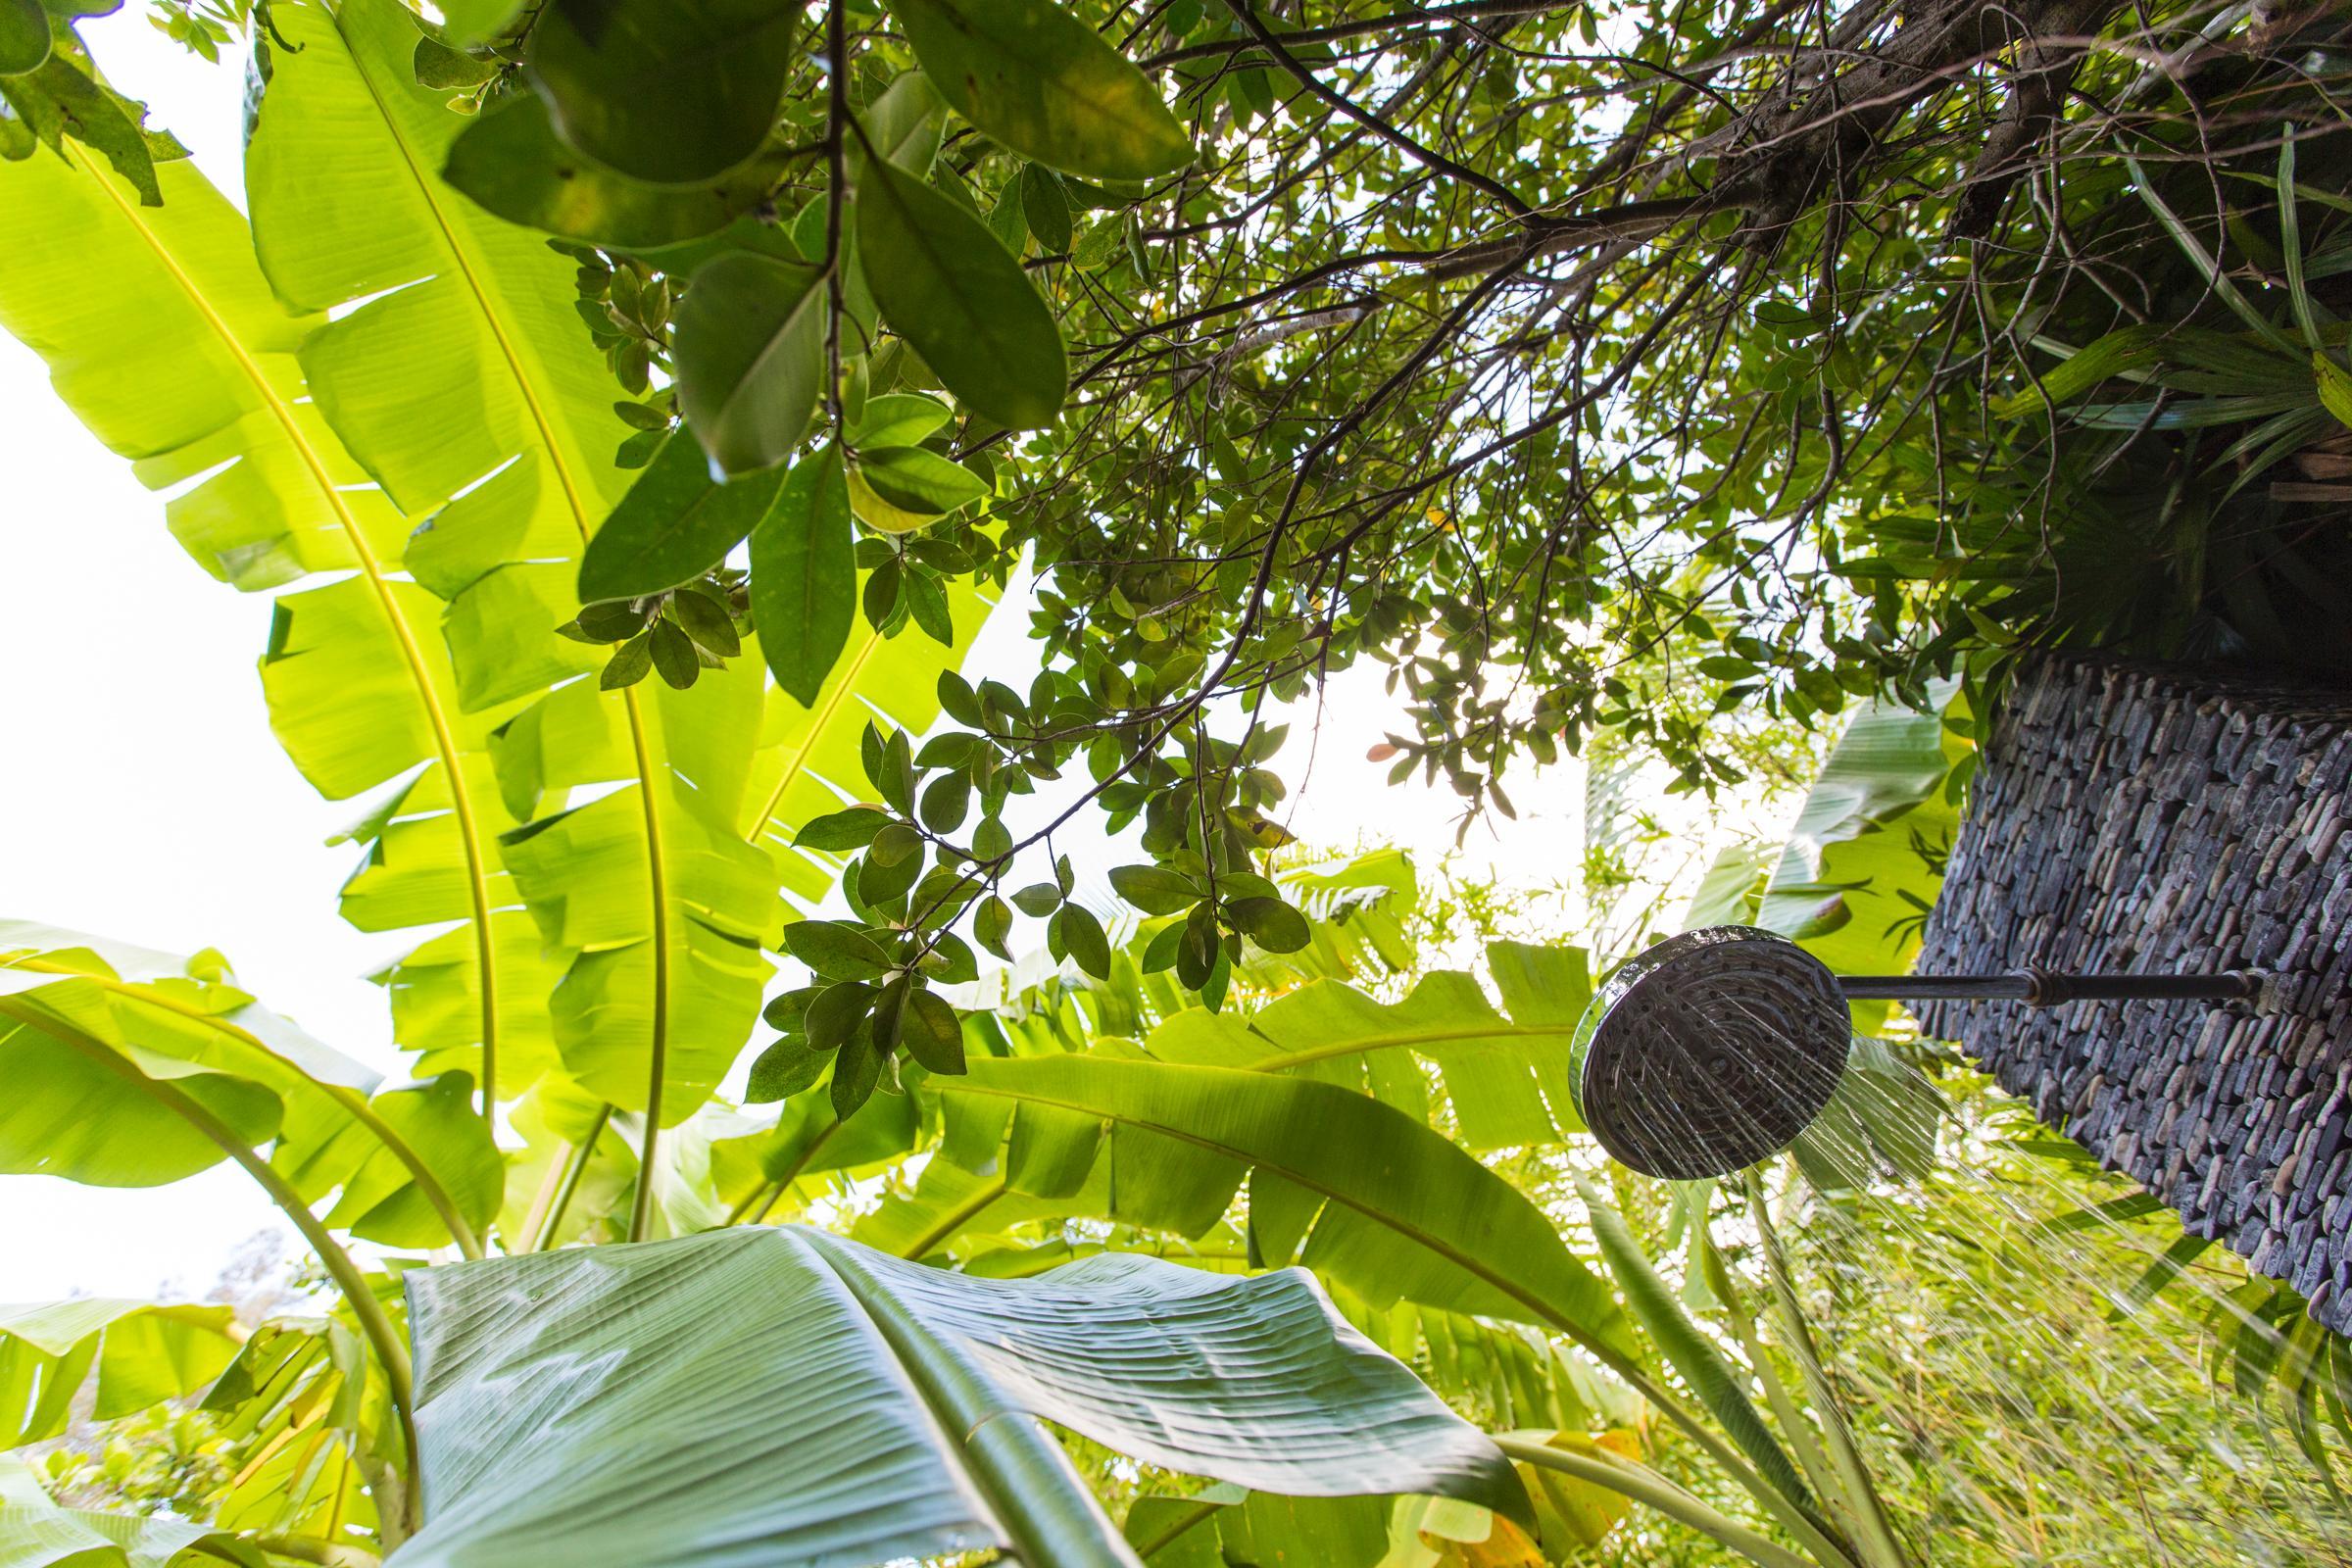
top-left (1837, 968), bottom-right (2266, 1006)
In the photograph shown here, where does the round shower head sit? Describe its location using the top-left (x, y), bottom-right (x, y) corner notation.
top-left (1569, 926), bottom-right (1852, 1180)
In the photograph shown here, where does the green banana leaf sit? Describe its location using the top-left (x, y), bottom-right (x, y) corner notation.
top-left (902, 1054), bottom-right (1634, 1357)
top-left (0, 0), bottom-right (997, 1144)
top-left (397, 1226), bottom-right (1531, 1568)
top-left (0, 1300), bottom-right (240, 1447)
top-left (1575, 1179), bottom-right (1811, 1509)
top-left (0, 121), bottom-right (558, 1106)
top-left (0, 924), bottom-right (499, 1251)
top-left (1144, 942), bottom-right (1590, 1151)
top-left (1740, 695), bottom-right (1962, 1183)
top-left (245, 0), bottom-right (766, 1127)
top-left (0, 1505), bottom-right (266, 1568)
top-left (200, 1317), bottom-right (390, 1543)
top-left (1754, 693), bottom-right (1962, 977)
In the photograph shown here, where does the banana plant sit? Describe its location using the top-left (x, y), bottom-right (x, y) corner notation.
top-left (0, 0), bottom-right (989, 1242)
top-left (0, 12), bottom-right (1957, 1562)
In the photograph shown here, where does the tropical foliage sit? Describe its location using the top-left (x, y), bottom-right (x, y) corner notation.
top-left (15, 0), bottom-right (2345, 1100)
top-left (4, 0), bottom-right (2351, 1563)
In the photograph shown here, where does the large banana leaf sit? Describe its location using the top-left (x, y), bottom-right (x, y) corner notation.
top-left (0, 0), bottom-right (997, 1142)
top-left (896, 1055), bottom-right (1634, 1358)
top-left (1754, 693), bottom-right (1962, 977)
top-left (1145, 942), bottom-right (1591, 1151)
top-left (0, 1300), bottom-right (240, 1447)
top-left (397, 1226), bottom-right (1530, 1568)
top-left (0, 923), bottom-right (499, 1252)
top-left (244, 0), bottom-right (758, 1131)
top-left (0, 134), bottom-right (553, 1107)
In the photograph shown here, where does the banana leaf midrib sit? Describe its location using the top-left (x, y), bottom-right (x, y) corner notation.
top-left (793, 1229), bottom-right (1142, 1567)
top-left (319, 2), bottom-right (676, 1197)
top-left (1241, 1017), bottom-right (1581, 1070)
top-left (60, 137), bottom-right (510, 1113)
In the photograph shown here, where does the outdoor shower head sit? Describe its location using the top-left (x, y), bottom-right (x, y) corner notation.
top-left (1568, 926), bottom-right (1851, 1181)
top-left (1568, 926), bottom-right (2267, 1181)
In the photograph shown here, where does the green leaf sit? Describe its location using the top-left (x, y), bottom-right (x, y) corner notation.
top-left (1755, 690), bottom-right (1958, 984)
top-left (399, 1227), bottom-right (1529, 1566)
top-left (751, 447), bottom-right (859, 706)
top-left (0, 47), bottom-right (181, 207)
top-left (601, 629), bottom-right (655, 688)
top-left (1989, 323), bottom-right (2167, 417)
top-left (2317, 353), bottom-right (2352, 431)
top-left (855, 445), bottom-right (991, 514)
top-left (903, 568), bottom-right (954, 645)
top-left (1577, 1179), bottom-right (1810, 1508)
top-left (523, 0), bottom-right (803, 184)
top-left (858, 155), bottom-right (1068, 429)
top-left (852, 390), bottom-right (954, 448)
top-left (903, 988), bottom-right (966, 1074)
top-left (881, 0), bottom-right (1196, 180)
top-left (972, 898), bottom-right (1015, 961)
top-left (670, 587), bottom-right (743, 654)
top-left (0, 0), bottom-right (51, 75)
top-left (1011, 881), bottom-right (1063, 916)
top-left (832, 1029), bottom-right (886, 1118)
top-left (782, 919), bottom-right (894, 981)
top-left (0, 1299), bottom-right (241, 1447)
top-left (863, 69), bottom-right (949, 173)
top-left (1228, 896), bottom-right (1311, 954)
top-left (579, 429), bottom-right (788, 601)
top-left (676, 253), bottom-right (826, 476)
top-left (1145, 949), bottom-right (1580, 1152)
top-left (0, 1472), bottom-right (269, 1568)
top-left (1054, 904), bottom-right (1113, 978)
top-left (1109, 863), bottom-right (1199, 915)
top-left (0, 1014), bottom-right (281, 1189)
top-left (919, 769), bottom-right (971, 832)
top-left (290, 1072), bottom-right (506, 1250)
top-left (437, 0), bottom-right (528, 43)
top-left (747, 1037), bottom-right (829, 1102)
top-left (650, 618), bottom-right (702, 688)
top-left (444, 89), bottom-right (791, 250)
top-left (1020, 161), bottom-right (1072, 253)
top-left (942, 1055), bottom-right (1631, 1354)
top-left (796, 804), bottom-right (892, 851)
top-left (808, 980), bottom-right (877, 1051)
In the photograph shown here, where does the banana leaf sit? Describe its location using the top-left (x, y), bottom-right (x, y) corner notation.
top-left (0, 122), bottom-right (563, 1106)
top-left (396, 1226), bottom-right (1532, 1568)
top-left (0, 1300), bottom-right (241, 1448)
top-left (1144, 943), bottom-right (1589, 1151)
top-left (0, 923), bottom-right (498, 1251)
top-left (900, 1054), bottom-right (1633, 1356)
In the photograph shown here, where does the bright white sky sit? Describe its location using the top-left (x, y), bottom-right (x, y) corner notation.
top-left (0, 5), bottom-right (1687, 1302)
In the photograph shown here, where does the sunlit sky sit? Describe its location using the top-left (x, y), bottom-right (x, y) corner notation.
top-left (0, 4), bottom-right (1712, 1302)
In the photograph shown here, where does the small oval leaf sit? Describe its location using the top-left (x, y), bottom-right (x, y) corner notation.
top-left (858, 156), bottom-right (1068, 429)
top-left (579, 430), bottom-right (787, 602)
top-left (676, 253), bottom-right (827, 477)
top-left (882, 0), bottom-right (1196, 180)
top-left (525, 0), bottom-right (802, 184)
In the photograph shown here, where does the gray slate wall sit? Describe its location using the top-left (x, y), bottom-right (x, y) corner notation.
top-left (1916, 655), bottom-right (2352, 1328)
